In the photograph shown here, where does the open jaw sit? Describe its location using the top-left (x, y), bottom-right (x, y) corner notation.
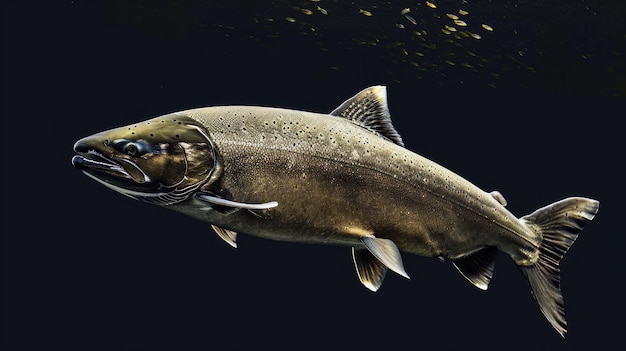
top-left (72, 149), bottom-right (132, 181)
top-left (71, 150), bottom-right (155, 197)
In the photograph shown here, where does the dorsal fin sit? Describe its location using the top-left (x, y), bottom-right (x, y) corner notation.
top-left (451, 246), bottom-right (498, 290)
top-left (330, 86), bottom-right (404, 147)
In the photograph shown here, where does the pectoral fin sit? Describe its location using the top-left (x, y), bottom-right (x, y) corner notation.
top-left (196, 193), bottom-right (278, 210)
top-left (360, 236), bottom-right (410, 280)
top-left (451, 246), bottom-right (498, 290)
top-left (211, 225), bottom-right (238, 248)
top-left (352, 247), bottom-right (388, 292)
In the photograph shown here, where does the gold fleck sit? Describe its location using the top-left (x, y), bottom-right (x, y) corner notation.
top-left (301, 9), bottom-right (313, 15)
top-left (317, 6), bottom-right (328, 15)
top-left (285, 17), bottom-right (296, 23)
top-left (482, 24), bottom-right (493, 31)
top-left (459, 9), bottom-right (469, 15)
top-left (359, 9), bottom-right (373, 16)
top-left (405, 15), bottom-right (417, 25)
top-left (426, 1), bottom-right (437, 9)
top-left (446, 13), bottom-right (459, 20)
top-left (401, 8), bottom-right (411, 15)
top-left (454, 19), bottom-right (467, 27)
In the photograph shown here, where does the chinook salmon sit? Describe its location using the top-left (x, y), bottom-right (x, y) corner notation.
top-left (72, 86), bottom-right (598, 337)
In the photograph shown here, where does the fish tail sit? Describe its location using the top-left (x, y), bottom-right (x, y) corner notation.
top-left (518, 197), bottom-right (599, 337)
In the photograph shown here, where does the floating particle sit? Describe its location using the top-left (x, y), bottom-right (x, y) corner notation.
top-left (442, 28), bottom-right (451, 34)
top-left (444, 25), bottom-right (457, 32)
top-left (301, 8), bottom-right (313, 15)
top-left (405, 15), bottom-right (417, 25)
top-left (415, 51), bottom-right (424, 57)
top-left (470, 33), bottom-right (481, 39)
top-left (396, 23), bottom-right (405, 29)
top-left (446, 13), bottom-right (459, 20)
top-left (481, 24), bottom-right (493, 31)
top-left (317, 6), bottom-right (328, 15)
top-left (454, 19), bottom-right (467, 26)
top-left (426, 1), bottom-right (437, 9)
top-left (359, 9), bottom-right (373, 16)
top-left (285, 17), bottom-right (296, 23)
top-left (459, 9), bottom-right (469, 15)
top-left (401, 8), bottom-right (411, 15)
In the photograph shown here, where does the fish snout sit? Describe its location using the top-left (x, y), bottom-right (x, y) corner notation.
top-left (73, 137), bottom-right (92, 153)
top-left (73, 133), bottom-right (108, 152)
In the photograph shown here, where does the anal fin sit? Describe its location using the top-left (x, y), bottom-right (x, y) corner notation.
top-left (352, 247), bottom-right (388, 292)
top-left (452, 246), bottom-right (498, 290)
top-left (211, 225), bottom-right (238, 248)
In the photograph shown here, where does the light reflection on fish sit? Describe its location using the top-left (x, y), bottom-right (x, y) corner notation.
top-left (72, 86), bottom-right (598, 337)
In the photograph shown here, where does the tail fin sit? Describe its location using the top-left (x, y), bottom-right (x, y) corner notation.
top-left (519, 197), bottom-right (599, 337)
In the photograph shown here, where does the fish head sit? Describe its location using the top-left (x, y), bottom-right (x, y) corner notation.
top-left (72, 114), bottom-right (218, 205)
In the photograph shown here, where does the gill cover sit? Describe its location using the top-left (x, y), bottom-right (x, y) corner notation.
top-left (72, 114), bottom-right (219, 205)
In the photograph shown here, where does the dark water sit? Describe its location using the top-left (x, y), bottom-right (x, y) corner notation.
top-left (3, 1), bottom-right (624, 350)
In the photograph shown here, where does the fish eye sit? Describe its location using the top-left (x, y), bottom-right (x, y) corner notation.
top-left (124, 143), bottom-right (138, 156)
top-left (112, 139), bottom-right (152, 157)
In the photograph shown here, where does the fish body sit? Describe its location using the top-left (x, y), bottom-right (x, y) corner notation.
top-left (177, 104), bottom-right (533, 261)
top-left (72, 86), bottom-right (598, 337)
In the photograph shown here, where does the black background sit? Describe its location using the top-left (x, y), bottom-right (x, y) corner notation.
top-left (3, 1), bottom-right (625, 350)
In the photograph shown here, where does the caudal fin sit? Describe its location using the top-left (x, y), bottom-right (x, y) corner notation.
top-left (519, 197), bottom-right (599, 337)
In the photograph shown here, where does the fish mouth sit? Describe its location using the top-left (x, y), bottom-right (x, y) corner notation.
top-left (72, 150), bottom-right (130, 179)
top-left (72, 149), bottom-right (156, 196)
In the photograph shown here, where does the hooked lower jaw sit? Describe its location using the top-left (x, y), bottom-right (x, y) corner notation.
top-left (71, 150), bottom-right (132, 181)
top-left (72, 148), bottom-right (169, 202)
